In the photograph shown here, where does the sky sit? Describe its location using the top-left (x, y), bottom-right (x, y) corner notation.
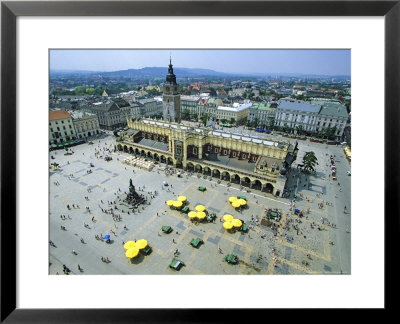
top-left (50, 49), bottom-right (350, 76)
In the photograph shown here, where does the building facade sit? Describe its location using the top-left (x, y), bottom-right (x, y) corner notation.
top-left (275, 99), bottom-right (348, 139)
top-left (248, 102), bottom-right (277, 128)
top-left (49, 110), bottom-right (77, 144)
top-left (116, 118), bottom-right (297, 196)
top-left (84, 101), bottom-right (124, 130)
top-left (162, 58), bottom-right (181, 122)
top-left (138, 98), bottom-right (163, 117)
top-left (70, 111), bottom-right (101, 139)
top-left (180, 95), bottom-right (201, 117)
top-left (275, 100), bottom-right (320, 133)
top-left (216, 102), bottom-right (251, 125)
top-left (199, 98), bottom-right (223, 120)
top-left (311, 101), bottom-right (348, 138)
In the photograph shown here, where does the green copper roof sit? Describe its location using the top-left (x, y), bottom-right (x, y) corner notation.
top-left (251, 102), bottom-right (274, 111)
top-left (314, 101), bottom-right (348, 118)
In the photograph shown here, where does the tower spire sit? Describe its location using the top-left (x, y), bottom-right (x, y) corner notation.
top-left (166, 57), bottom-right (177, 85)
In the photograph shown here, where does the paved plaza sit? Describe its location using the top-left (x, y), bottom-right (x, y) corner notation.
top-left (49, 133), bottom-right (351, 275)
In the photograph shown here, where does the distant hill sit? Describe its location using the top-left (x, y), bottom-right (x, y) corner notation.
top-left (50, 68), bottom-right (350, 79)
top-left (100, 67), bottom-right (230, 78)
top-left (50, 67), bottom-right (231, 78)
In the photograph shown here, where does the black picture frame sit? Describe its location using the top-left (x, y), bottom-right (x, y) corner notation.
top-left (1, 0), bottom-right (397, 322)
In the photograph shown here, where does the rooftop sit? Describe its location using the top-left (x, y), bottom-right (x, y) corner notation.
top-left (138, 98), bottom-right (157, 104)
top-left (49, 110), bottom-right (72, 121)
top-left (217, 102), bottom-right (252, 112)
top-left (136, 138), bottom-right (169, 151)
top-left (251, 102), bottom-right (275, 111)
top-left (317, 102), bottom-right (348, 118)
top-left (181, 95), bottom-right (200, 102)
top-left (88, 102), bottom-right (119, 112)
top-left (277, 101), bottom-right (321, 114)
top-left (69, 111), bottom-right (97, 120)
top-left (139, 119), bottom-right (286, 149)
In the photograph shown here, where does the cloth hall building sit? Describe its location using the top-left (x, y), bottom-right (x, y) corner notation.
top-left (115, 60), bottom-right (297, 196)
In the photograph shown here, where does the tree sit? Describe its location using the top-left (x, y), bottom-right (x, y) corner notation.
top-left (229, 118), bottom-right (236, 125)
top-left (190, 113), bottom-right (198, 121)
top-left (296, 125), bottom-right (304, 135)
top-left (268, 117), bottom-right (275, 130)
top-left (74, 86), bottom-right (87, 95)
top-left (181, 109), bottom-right (190, 120)
top-left (302, 151), bottom-right (319, 173)
top-left (253, 117), bottom-right (259, 128)
top-left (200, 113), bottom-right (210, 126)
top-left (324, 126), bottom-right (337, 140)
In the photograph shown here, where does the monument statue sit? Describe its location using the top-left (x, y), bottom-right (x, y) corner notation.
top-left (125, 179), bottom-right (144, 206)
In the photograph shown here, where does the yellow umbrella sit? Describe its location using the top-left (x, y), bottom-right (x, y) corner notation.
top-left (197, 211), bottom-right (206, 219)
top-left (123, 241), bottom-right (136, 250)
top-left (166, 200), bottom-right (174, 206)
top-left (232, 201), bottom-right (241, 208)
top-left (125, 247), bottom-right (139, 258)
top-left (229, 196), bottom-right (238, 203)
top-left (173, 201), bottom-right (183, 208)
top-left (135, 239), bottom-right (148, 249)
top-left (238, 199), bottom-right (247, 206)
top-left (223, 214), bottom-right (234, 222)
top-left (232, 219), bottom-right (243, 227)
top-left (223, 222), bottom-right (233, 230)
top-left (188, 211), bottom-right (197, 219)
top-left (195, 205), bottom-right (206, 212)
top-left (177, 196), bottom-right (187, 202)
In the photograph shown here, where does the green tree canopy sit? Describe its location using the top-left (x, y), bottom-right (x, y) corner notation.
top-left (302, 151), bottom-right (319, 173)
top-left (201, 113), bottom-right (210, 126)
top-left (181, 109), bottom-right (190, 120)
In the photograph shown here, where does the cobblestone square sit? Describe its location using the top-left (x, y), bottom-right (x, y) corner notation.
top-left (49, 134), bottom-right (350, 275)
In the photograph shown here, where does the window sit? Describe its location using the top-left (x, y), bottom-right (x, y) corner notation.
top-left (215, 148), bottom-right (218, 153)
top-left (193, 147), bottom-right (197, 154)
top-left (223, 150), bottom-right (227, 155)
top-left (62, 120), bottom-right (64, 124)
top-left (50, 128), bottom-right (53, 132)
top-left (57, 127), bottom-right (60, 131)
top-left (233, 152), bottom-right (236, 157)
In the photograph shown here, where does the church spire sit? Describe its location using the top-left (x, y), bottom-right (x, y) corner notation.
top-left (166, 57), bottom-right (177, 85)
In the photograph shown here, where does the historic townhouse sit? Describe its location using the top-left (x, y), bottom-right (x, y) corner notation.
top-left (49, 110), bottom-right (77, 145)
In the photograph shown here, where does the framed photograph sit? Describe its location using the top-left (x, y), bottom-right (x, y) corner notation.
top-left (1, 0), bottom-right (397, 321)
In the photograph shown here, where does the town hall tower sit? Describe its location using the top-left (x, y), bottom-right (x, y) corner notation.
top-left (162, 57), bottom-right (181, 122)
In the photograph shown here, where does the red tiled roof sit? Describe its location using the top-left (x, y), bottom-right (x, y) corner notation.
top-left (49, 110), bottom-right (72, 121)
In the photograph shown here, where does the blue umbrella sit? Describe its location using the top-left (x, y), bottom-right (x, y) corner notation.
top-left (104, 234), bottom-right (110, 240)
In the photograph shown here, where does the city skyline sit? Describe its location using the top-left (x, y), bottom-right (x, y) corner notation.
top-left (50, 49), bottom-right (351, 76)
